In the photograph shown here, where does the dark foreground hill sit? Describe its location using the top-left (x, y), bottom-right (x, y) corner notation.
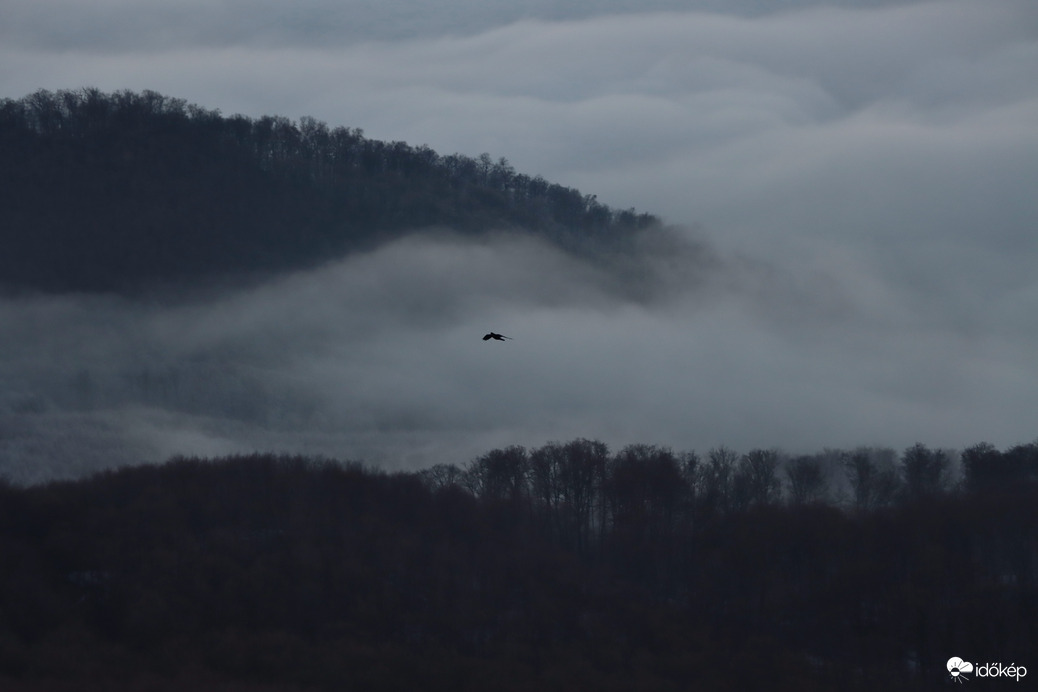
top-left (0, 89), bottom-right (658, 294)
top-left (0, 447), bottom-right (1034, 691)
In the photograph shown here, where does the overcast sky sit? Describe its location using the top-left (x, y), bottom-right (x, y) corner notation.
top-left (2, 0), bottom-right (1037, 482)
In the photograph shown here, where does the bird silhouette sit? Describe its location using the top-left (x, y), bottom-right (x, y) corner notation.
top-left (482, 332), bottom-right (512, 341)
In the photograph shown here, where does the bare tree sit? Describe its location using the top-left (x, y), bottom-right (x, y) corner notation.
top-left (733, 448), bottom-right (782, 509)
top-left (786, 455), bottom-right (828, 506)
top-left (900, 443), bottom-right (949, 502)
top-left (606, 445), bottom-right (686, 541)
top-left (845, 447), bottom-right (900, 511)
top-left (529, 439), bottom-right (607, 551)
top-left (464, 445), bottom-right (528, 503)
top-left (417, 463), bottom-right (464, 491)
top-left (699, 446), bottom-right (738, 516)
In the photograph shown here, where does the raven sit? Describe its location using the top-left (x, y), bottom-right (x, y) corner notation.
top-left (482, 332), bottom-right (512, 341)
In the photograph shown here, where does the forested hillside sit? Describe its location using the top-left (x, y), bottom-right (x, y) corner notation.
top-left (0, 441), bottom-right (1034, 690)
top-left (0, 89), bottom-right (658, 294)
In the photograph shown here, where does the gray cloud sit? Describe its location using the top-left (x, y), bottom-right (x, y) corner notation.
top-left (1, 0), bottom-right (1036, 480)
top-left (2, 229), bottom-right (1035, 484)
top-left (1, 1), bottom-right (927, 51)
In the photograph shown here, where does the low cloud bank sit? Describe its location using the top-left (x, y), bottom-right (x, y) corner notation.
top-left (2, 228), bottom-right (1034, 484)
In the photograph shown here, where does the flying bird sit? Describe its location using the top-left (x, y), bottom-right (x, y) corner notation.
top-left (482, 332), bottom-right (512, 341)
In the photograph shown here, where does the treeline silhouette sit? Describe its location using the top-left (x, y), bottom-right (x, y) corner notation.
top-left (0, 440), bottom-right (1034, 690)
top-left (0, 88), bottom-right (658, 294)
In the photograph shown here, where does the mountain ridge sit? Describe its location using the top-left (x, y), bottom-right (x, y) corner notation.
top-left (0, 88), bottom-right (660, 295)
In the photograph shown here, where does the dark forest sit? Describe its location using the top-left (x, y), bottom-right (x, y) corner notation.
top-left (0, 441), bottom-right (1035, 690)
top-left (0, 88), bottom-right (658, 294)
